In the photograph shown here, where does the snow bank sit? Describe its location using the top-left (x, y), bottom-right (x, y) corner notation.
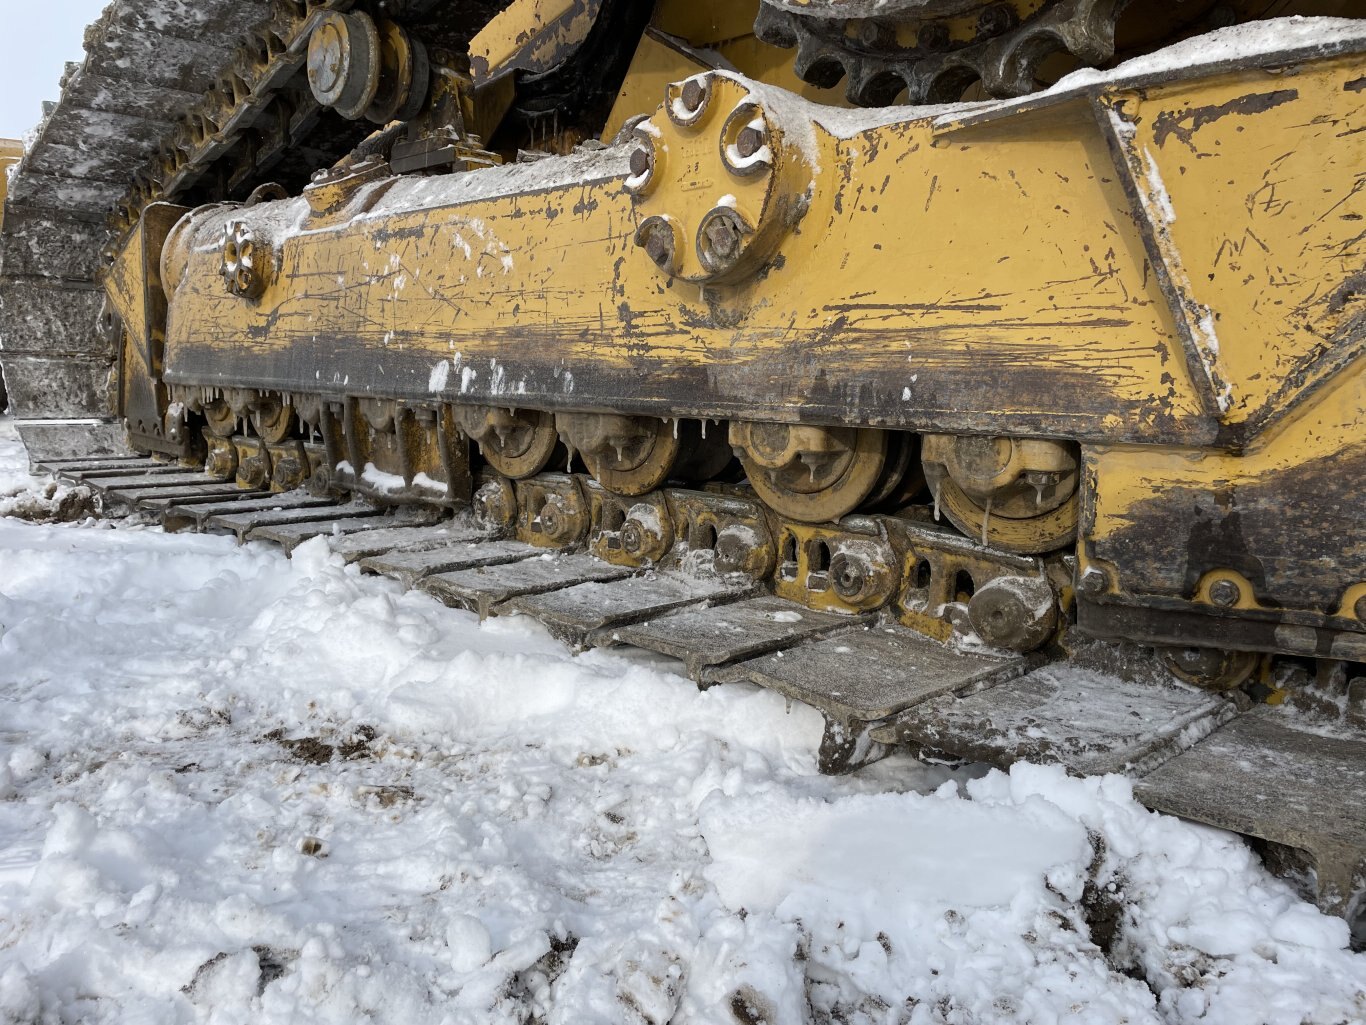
top-left (0, 420), bottom-right (1363, 1023)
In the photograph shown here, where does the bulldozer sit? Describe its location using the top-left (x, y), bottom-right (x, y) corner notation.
top-left (0, 0), bottom-right (1362, 934)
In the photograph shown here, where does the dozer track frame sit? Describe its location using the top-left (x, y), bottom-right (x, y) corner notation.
top-left (142, 41), bottom-right (1366, 664)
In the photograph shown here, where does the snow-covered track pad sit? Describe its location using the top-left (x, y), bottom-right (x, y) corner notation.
top-left (60, 462), bottom-right (193, 480)
top-left (204, 502), bottom-right (386, 541)
top-left (66, 471), bottom-right (227, 491)
top-left (607, 595), bottom-right (865, 681)
top-left (248, 508), bottom-right (445, 554)
top-left (506, 574), bottom-right (761, 651)
top-left (322, 522), bottom-right (494, 564)
top-left (110, 481), bottom-right (266, 509)
top-left (359, 540), bottom-right (544, 589)
top-left (1136, 709), bottom-right (1366, 920)
top-left (421, 553), bottom-right (640, 620)
top-left (872, 666), bottom-right (1237, 776)
top-left (159, 491), bottom-right (336, 533)
top-left (38, 456), bottom-right (157, 473)
top-left (711, 625), bottom-right (1030, 773)
top-left (130, 483), bottom-right (271, 512)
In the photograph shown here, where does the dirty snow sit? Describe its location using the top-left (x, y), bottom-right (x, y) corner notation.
top-left (1, 417), bottom-right (1364, 1024)
top-left (0, 418), bottom-right (95, 523)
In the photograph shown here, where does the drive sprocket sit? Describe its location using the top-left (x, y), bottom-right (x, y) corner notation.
top-left (754, 0), bottom-right (1132, 104)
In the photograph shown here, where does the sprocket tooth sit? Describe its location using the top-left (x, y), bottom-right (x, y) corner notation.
top-left (981, 0), bottom-right (1126, 96)
top-left (1055, 0), bottom-right (1128, 64)
top-left (845, 62), bottom-right (909, 106)
top-left (899, 55), bottom-right (979, 106)
top-left (980, 31), bottom-right (1061, 97)
top-left (754, 2), bottom-right (799, 48)
top-left (793, 38), bottom-right (850, 90)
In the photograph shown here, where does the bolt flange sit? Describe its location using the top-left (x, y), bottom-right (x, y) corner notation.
top-left (628, 73), bottom-right (810, 285)
top-left (220, 221), bottom-right (267, 300)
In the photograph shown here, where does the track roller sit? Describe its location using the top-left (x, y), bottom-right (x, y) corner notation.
top-left (557, 415), bottom-right (727, 496)
top-left (251, 394), bottom-right (297, 445)
top-left (921, 434), bottom-right (1079, 554)
top-left (730, 422), bottom-right (888, 523)
top-left (455, 406), bottom-right (560, 479)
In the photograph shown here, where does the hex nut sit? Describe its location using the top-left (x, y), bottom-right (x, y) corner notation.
top-left (680, 78), bottom-right (705, 113)
top-left (1077, 566), bottom-right (1108, 595)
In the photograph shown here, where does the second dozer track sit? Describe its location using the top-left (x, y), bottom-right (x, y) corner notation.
top-left (1, 0), bottom-right (1364, 934)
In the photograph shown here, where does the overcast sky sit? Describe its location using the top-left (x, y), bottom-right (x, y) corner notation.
top-left (1, 2), bottom-right (112, 140)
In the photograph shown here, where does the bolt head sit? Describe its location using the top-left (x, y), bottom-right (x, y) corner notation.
top-left (707, 220), bottom-right (736, 256)
top-left (1354, 593), bottom-right (1366, 621)
top-left (1078, 566), bottom-right (1108, 595)
top-left (628, 146), bottom-right (651, 179)
top-left (644, 233), bottom-right (671, 268)
top-left (735, 125), bottom-right (765, 159)
top-left (858, 19), bottom-right (894, 48)
top-left (1208, 578), bottom-right (1242, 608)
top-left (977, 3), bottom-right (1016, 36)
top-left (680, 78), bottom-right (705, 113)
top-left (620, 520), bottom-right (644, 555)
top-left (917, 23), bottom-right (950, 52)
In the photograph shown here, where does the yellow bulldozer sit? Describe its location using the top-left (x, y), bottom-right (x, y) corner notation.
top-left (0, 0), bottom-right (1362, 935)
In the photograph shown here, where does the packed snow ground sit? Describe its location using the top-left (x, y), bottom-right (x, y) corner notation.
top-left (1, 418), bottom-right (1363, 1025)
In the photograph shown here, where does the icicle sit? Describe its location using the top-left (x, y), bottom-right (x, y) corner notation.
top-left (932, 481), bottom-right (941, 522)
top-left (672, 418), bottom-right (679, 439)
top-left (700, 419), bottom-right (707, 440)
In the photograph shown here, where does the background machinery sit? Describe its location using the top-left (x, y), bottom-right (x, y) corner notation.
top-left (0, 0), bottom-right (1363, 935)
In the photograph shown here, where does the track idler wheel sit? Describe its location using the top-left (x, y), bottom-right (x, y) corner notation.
top-left (556, 414), bottom-right (685, 496)
top-left (455, 406), bottom-right (560, 480)
top-left (922, 434), bottom-right (1079, 554)
top-left (307, 11), bottom-right (429, 124)
top-left (1159, 647), bottom-right (1259, 692)
top-left (730, 422), bottom-right (887, 523)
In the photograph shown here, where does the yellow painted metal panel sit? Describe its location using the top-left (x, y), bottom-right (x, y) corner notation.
top-left (1104, 55), bottom-right (1365, 430)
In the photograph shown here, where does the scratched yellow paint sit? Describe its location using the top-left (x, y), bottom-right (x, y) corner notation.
top-left (165, 78), bottom-right (1217, 444)
top-left (469, 0), bottom-right (589, 80)
top-left (1109, 55), bottom-right (1365, 429)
